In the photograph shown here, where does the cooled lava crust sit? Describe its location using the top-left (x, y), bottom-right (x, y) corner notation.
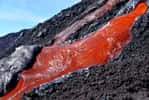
top-left (0, 0), bottom-right (149, 100)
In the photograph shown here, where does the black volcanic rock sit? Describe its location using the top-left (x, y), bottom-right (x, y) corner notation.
top-left (0, 0), bottom-right (149, 100)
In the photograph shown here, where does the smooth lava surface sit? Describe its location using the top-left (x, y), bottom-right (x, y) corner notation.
top-left (0, 2), bottom-right (147, 100)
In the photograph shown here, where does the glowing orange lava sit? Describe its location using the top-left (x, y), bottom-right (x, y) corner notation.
top-left (0, 2), bottom-right (147, 100)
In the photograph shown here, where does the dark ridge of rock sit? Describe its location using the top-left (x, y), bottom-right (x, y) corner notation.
top-left (0, 0), bottom-right (149, 100)
top-left (66, 0), bottom-right (130, 41)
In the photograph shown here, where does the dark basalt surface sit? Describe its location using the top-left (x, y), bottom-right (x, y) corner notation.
top-left (0, 0), bottom-right (149, 100)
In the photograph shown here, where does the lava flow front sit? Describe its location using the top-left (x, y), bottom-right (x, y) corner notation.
top-left (0, 2), bottom-right (147, 100)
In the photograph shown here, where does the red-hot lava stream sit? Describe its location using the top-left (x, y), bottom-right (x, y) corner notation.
top-left (0, 2), bottom-right (147, 100)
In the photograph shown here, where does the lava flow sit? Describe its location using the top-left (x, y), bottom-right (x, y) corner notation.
top-left (0, 2), bottom-right (147, 100)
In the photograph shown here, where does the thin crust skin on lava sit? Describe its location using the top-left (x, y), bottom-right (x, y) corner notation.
top-left (0, 2), bottom-right (147, 100)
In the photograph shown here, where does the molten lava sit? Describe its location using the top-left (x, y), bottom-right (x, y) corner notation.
top-left (0, 1), bottom-right (147, 100)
